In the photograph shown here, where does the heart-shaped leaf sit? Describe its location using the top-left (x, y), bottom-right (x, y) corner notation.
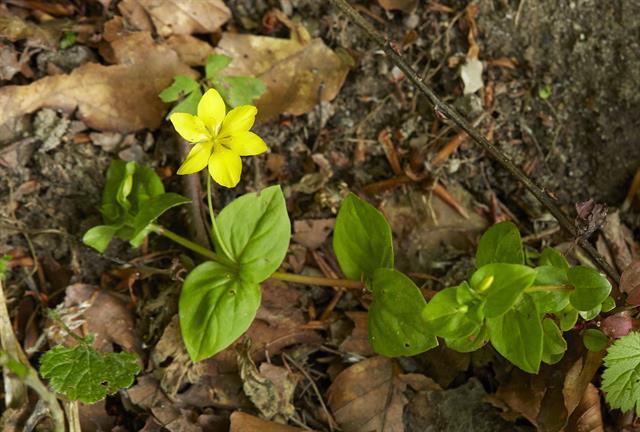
top-left (368, 269), bottom-right (437, 356)
top-left (333, 193), bottom-right (394, 281)
top-left (568, 266), bottom-right (612, 311)
top-left (180, 261), bottom-right (261, 362)
top-left (476, 221), bottom-right (523, 267)
top-left (216, 186), bottom-right (290, 283)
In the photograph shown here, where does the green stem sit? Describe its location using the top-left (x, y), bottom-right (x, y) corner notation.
top-left (207, 176), bottom-right (234, 261)
top-left (153, 225), bottom-right (364, 289)
top-left (525, 284), bottom-right (573, 293)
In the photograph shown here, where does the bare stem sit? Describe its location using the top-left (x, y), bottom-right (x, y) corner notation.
top-left (327, 0), bottom-right (619, 284)
top-left (154, 225), bottom-right (364, 289)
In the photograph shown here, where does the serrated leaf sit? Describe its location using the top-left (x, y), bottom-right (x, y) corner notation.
top-left (470, 263), bottom-right (536, 318)
top-left (367, 268), bottom-right (437, 357)
top-left (216, 186), bottom-right (290, 283)
top-left (179, 261), bottom-right (261, 362)
top-left (333, 193), bottom-right (394, 281)
top-left (487, 294), bottom-right (543, 374)
top-left (422, 283), bottom-right (484, 339)
top-left (39, 344), bottom-right (140, 403)
top-left (568, 266), bottom-right (612, 311)
top-left (205, 54), bottom-right (232, 79)
top-left (476, 221), bottom-right (523, 267)
top-left (214, 76), bottom-right (267, 107)
top-left (542, 318), bottom-right (567, 365)
top-left (583, 328), bottom-right (608, 352)
top-left (82, 225), bottom-right (119, 253)
top-left (159, 75), bottom-right (200, 102)
top-left (602, 332), bottom-right (640, 415)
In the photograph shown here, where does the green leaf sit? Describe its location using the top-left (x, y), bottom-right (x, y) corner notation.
top-left (82, 225), bottom-right (119, 253)
top-left (583, 328), bottom-right (608, 352)
top-left (214, 76), bottom-right (267, 107)
top-left (542, 318), bottom-right (567, 365)
top-left (470, 263), bottom-right (536, 318)
top-left (602, 296), bottom-right (616, 313)
top-left (602, 332), bottom-right (640, 415)
top-left (568, 266), bottom-right (612, 311)
top-left (180, 261), bottom-right (261, 362)
top-left (476, 221), bottom-right (523, 267)
top-left (333, 193), bottom-right (394, 281)
top-left (557, 305), bottom-right (579, 331)
top-left (487, 295), bottom-right (543, 374)
top-left (132, 193), bottom-right (191, 239)
top-left (216, 186), bottom-right (290, 283)
top-left (39, 343), bottom-right (140, 403)
top-left (59, 31), bottom-right (77, 49)
top-left (159, 76), bottom-right (200, 102)
top-left (539, 247), bottom-right (569, 270)
top-left (205, 54), bottom-right (232, 79)
top-left (422, 283), bottom-right (484, 339)
top-left (169, 87), bottom-right (202, 116)
top-left (0, 254), bottom-right (12, 280)
top-left (529, 265), bottom-right (570, 313)
top-left (579, 304), bottom-right (602, 321)
top-left (445, 325), bottom-right (489, 353)
top-left (367, 269), bottom-right (437, 357)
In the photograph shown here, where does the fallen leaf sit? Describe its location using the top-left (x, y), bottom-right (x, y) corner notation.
top-left (339, 311), bottom-right (374, 357)
top-left (166, 34), bottom-right (215, 66)
top-left (327, 356), bottom-right (438, 432)
top-left (378, 0), bottom-right (418, 13)
top-left (216, 33), bottom-right (350, 121)
top-left (50, 283), bottom-right (142, 356)
top-left (230, 412), bottom-right (310, 432)
top-left (620, 260), bottom-right (640, 304)
top-left (237, 341), bottom-right (298, 422)
top-left (0, 32), bottom-right (194, 132)
top-left (598, 211), bottom-right (636, 273)
top-left (123, 0), bottom-right (231, 37)
top-left (117, 0), bottom-right (154, 32)
top-left (0, 6), bottom-right (60, 48)
top-left (292, 219), bottom-right (335, 250)
top-left (565, 383), bottom-right (604, 432)
top-left (0, 45), bottom-right (22, 81)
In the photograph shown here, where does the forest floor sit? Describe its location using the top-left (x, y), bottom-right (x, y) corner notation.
top-left (1, 0), bottom-right (639, 431)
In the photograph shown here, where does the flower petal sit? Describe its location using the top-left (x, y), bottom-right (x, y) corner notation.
top-left (208, 147), bottom-right (242, 188)
top-left (227, 131), bottom-right (268, 156)
top-left (169, 113), bottom-right (209, 143)
top-left (220, 105), bottom-right (257, 136)
top-left (177, 141), bottom-right (213, 175)
top-left (197, 89), bottom-right (226, 131)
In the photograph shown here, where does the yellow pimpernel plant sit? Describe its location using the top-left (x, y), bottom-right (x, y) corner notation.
top-left (170, 89), bottom-right (267, 188)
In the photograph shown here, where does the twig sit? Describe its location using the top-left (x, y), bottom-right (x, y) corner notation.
top-left (177, 139), bottom-right (211, 249)
top-left (327, 0), bottom-right (620, 284)
top-left (0, 278), bottom-right (27, 407)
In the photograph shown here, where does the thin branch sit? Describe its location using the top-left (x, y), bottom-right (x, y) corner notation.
top-left (328, 0), bottom-right (620, 284)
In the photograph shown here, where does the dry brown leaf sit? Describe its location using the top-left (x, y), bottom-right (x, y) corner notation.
top-left (217, 33), bottom-right (349, 121)
top-left (122, 0), bottom-right (231, 37)
top-left (0, 45), bottom-right (22, 81)
top-left (378, 0), bottom-right (418, 13)
top-left (339, 311), bottom-right (374, 357)
top-left (117, 0), bottom-right (154, 31)
top-left (53, 283), bottom-right (142, 356)
top-left (327, 356), bottom-right (438, 432)
top-left (566, 383), bottom-right (604, 432)
top-left (0, 6), bottom-right (60, 48)
top-left (292, 219), bottom-right (335, 250)
top-left (166, 34), bottom-right (215, 66)
top-left (621, 260), bottom-right (640, 304)
top-left (229, 412), bottom-right (310, 432)
top-left (0, 32), bottom-right (194, 132)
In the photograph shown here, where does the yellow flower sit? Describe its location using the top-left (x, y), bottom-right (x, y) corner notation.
top-left (169, 89), bottom-right (267, 188)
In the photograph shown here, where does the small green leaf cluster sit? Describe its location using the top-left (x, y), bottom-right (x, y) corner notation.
top-left (180, 186), bottom-right (290, 361)
top-left (160, 54), bottom-right (266, 115)
top-left (39, 336), bottom-right (140, 404)
top-left (82, 160), bottom-right (190, 253)
top-left (422, 221), bottom-right (612, 373)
